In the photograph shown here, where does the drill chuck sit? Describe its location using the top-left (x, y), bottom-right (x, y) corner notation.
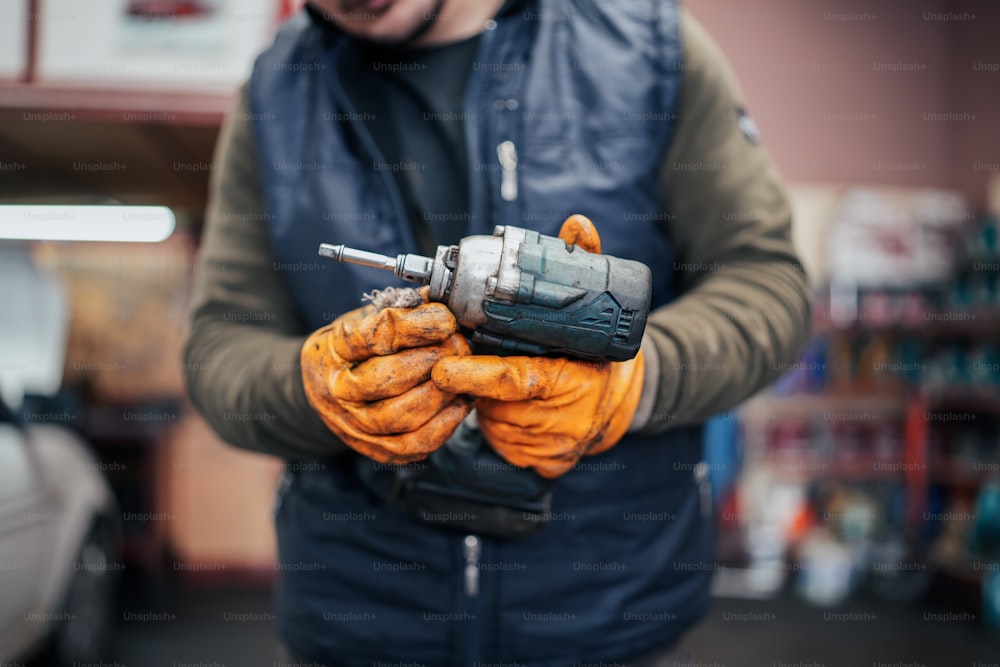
top-left (318, 244), bottom-right (436, 283)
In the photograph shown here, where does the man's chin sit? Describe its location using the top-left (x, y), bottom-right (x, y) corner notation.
top-left (358, 18), bottom-right (438, 47)
top-left (327, 0), bottom-right (446, 48)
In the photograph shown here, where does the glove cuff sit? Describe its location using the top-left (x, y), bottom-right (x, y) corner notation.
top-left (628, 334), bottom-right (661, 432)
top-left (586, 349), bottom-right (645, 456)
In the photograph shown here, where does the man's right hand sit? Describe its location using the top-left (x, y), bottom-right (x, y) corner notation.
top-left (300, 301), bottom-right (473, 464)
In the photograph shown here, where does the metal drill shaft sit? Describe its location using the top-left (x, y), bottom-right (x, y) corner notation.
top-left (318, 243), bottom-right (436, 284)
top-left (318, 244), bottom-right (396, 270)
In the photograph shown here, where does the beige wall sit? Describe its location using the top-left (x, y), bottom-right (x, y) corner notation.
top-left (164, 416), bottom-right (281, 570)
top-left (690, 0), bottom-right (1000, 210)
top-left (950, 1), bottom-right (1000, 211)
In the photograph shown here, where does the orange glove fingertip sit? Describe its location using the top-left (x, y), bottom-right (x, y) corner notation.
top-left (557, 214), bottom-right (601, 254)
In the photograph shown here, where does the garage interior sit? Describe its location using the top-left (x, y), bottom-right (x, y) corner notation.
top-left (1, 0), bottom-right (999, 665)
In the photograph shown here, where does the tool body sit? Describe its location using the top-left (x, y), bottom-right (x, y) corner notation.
top-left (319, 224), bottom-right (652, 362)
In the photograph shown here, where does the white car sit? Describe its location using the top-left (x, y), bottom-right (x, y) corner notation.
top-left (0, 401), bottom-right (121, 666)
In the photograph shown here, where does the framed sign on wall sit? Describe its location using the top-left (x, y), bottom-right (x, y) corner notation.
top-left (36, 0), bottom-right (282, 92)
top-left (0, 0), bottom-right (28, 81)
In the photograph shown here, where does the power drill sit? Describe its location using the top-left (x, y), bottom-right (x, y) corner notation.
top-left (319, 224), bottom-right (652, 362)
top-left (318, 223), bottom-right (653, 537)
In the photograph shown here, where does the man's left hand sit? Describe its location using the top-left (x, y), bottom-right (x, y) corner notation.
top-left (432, 352), bottom-right (644, 478)
top-left (431, 215), bottom-right (645, 478)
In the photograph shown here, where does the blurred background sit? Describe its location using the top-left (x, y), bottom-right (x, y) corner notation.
top-left (0, 0), bottom-right (998, 665)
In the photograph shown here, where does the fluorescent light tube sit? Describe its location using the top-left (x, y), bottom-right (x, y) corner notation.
top-left (0, 205), bottom-right (175, 242)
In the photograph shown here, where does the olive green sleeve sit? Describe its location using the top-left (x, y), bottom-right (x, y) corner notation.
top-left (182, 86), bottom-right (347, 461)
top-left (632, 12), bottom-right (812, 432)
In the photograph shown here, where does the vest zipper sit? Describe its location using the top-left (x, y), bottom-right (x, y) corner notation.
top-left (463, 534), bottom-right (481, 597)
top-left (458, 533), bottom-right (484, 667)
top-left (497, 140), bottom-right (518, 202)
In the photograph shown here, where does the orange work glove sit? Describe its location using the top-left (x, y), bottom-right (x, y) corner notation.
top-left (431, 215), bottom-right (645, 478)
top-left (301, 299), bottom-right (474, 464)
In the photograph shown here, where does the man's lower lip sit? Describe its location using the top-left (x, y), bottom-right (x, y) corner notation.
top-left (357, 0), bottom-right (392, 13)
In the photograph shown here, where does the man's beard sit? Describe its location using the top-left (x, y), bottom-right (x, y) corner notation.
top-left (324, 0), bottom-right (450, 48)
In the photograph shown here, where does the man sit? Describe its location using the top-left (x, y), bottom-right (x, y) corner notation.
top-left (184, 0), bottom-right (810, 665)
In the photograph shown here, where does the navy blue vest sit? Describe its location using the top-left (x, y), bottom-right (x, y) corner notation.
top-left (251, 1), bottom-right (713, 664)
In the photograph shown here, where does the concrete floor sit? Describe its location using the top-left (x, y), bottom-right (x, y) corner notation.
top-left (106, 580), bottom-right (1000, 667)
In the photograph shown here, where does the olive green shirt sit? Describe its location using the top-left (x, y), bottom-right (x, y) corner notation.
top-left (183, 12), bottom-right (811, 461)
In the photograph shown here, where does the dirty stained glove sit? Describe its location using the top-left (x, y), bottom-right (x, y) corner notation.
top-left (431, 215), bottom-right (645, 478)
top-left (301, 299), bottom-right (474, 464)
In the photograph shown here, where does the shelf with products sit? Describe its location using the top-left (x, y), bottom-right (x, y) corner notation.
top-left (748, 310), bottom-right (1000, 549)
top-left (725, 202), bottom-right (1000, 611)
top-left (740, 392), bottom-right (908, 423)
top-left (742, 408), bottom-right (908, 476)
